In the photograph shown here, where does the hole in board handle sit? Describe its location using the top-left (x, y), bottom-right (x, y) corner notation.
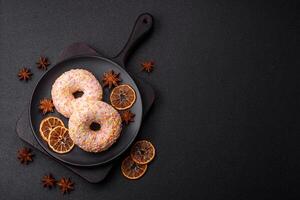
top-left (142, 18), bottom-right (148, 24)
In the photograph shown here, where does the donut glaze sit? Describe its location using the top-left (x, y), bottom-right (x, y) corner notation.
top-left (51, 69), bottom-right (102, 118)
top-left (68, 100), bottom-right (122, 153)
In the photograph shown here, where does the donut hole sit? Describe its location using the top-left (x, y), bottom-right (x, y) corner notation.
top-left (73, 91), bottom-right (84, 98)
top-left (90, 122), bottom-right (101, 131)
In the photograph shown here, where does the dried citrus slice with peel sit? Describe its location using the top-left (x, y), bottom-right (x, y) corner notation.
top-left (130, 140), bottom-right (155, 164)
top-left (48, 126), bottom-right (74, 154)
top-left (110, 84), bottom-right (136, 110)
top-left (39, 116), bottom-right (64, 141)
top-left (121, 156), bottom-right (147, 179)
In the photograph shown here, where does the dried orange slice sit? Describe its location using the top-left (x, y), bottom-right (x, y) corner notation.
top-left (48, 126), bottom-right (74, 154)
top-left (121, 156), bottom-right (147, 179)
top-left (110, 84), bottom-right (136, 110)
top-left (39, 116), bottom-right (64, 141)
top-left (130, 140), bottom-right (155, 164)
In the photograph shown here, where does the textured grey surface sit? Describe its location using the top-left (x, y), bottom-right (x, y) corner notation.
top-left (0, 0), bottom-right (298, 199)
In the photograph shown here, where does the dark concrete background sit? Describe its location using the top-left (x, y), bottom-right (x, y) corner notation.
top-left (0, 0), bottom-right (298, 199)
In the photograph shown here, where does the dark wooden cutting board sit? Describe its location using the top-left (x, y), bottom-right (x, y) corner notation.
top-left (15, 42), bottom-right (155, 183)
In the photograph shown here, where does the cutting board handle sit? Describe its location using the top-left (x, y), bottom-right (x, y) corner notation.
top-left (112, 13), bottom-right (153, 67)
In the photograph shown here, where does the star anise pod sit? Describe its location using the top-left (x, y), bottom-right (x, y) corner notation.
top-left (57, 177), bottom-right (74, 194)
top-left (102, 70), bottom-right (121, 89)
top-left (121, 110), bottom-right (135, 125)
top-left (17, 147), bottom-right (33, 164)
top-left (36, 56), bottom-right (50, 70)
top-left (42, 174), bottom-right (56, 189)
top-left (141, 61), bottom-right (154, 73)
top-left (39, 98), bottom-right (54, 114)
top-left (18, 68), bottom-right (32, 81)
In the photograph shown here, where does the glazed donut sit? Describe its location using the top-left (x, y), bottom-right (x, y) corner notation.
top-left (51, 69), bottom-right (102, 118)
top-left (68, 100), bottom-right (122, 153)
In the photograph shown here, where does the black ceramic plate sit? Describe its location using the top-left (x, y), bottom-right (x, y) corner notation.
top-left (29, 13), bottom-right (153, 166)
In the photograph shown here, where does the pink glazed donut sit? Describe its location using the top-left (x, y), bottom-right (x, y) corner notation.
top-left (68, 100), bottom-right (122, 153)
top-left (51, 69), bottom-right (103, 118)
